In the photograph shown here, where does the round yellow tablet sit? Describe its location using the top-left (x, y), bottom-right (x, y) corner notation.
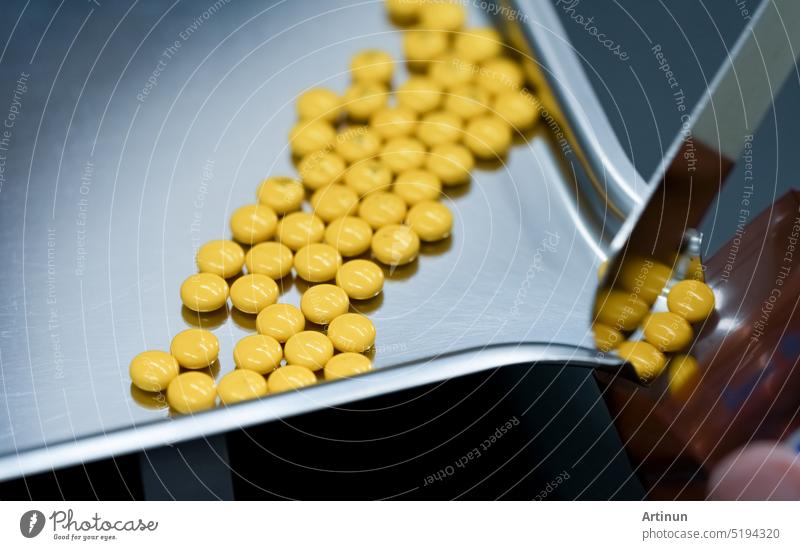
top-left (358, 191), bottom-right (408, 229)
top-left (592, 323), bottom-right (624, 352)
top-left (419, 1), bottom-right (466, 32)
top-left (324, 216), bottom-right (374, 257)
top-left (289, 119), bottom-right (336, 157)
top-left (233, 333), bottom-right (283, 374)
top-left (615, 340), bottom-right (667, 383)
top-left (445, 84), bottom-right (490, 120)
top-left (464, 115), bottom-right (512, 158)
top-left (428, 57), bottom-right (475, 91)
top-left (406, 200), bottom-right (453, 241)
top-left (167, 372), bottom-right (216, 414)
top-left (256, 303), bottom-right (306, 342)
top-left (372, 224), bottom-right (420, 266)
top-left (296, 87), bottom-right (342, 123)
top-left (335, 126), bottom-right (383, 164)
top-left (617, 257), bottom-right (672, 304)
top-left (350, 49), bottom-right (394, 83)
top-left (343, 82), bottom-right (389, 121)
top-left (328, 313), bottom-right (376, 353)
top-left (493, 90), bottom-right (538, 130)
top-left (245, 242), bottom-right (294, 279)
top-left (276, 212), bottom-right (325, 251)
top-left (180, 272), bottom-right (229, 312)
top-left (416, 111), bottom-right (463, 147)
top-left (668, 354), bottom-right (700, 398)
top-left (300, 284), bottom-right (350, 325)
top-left (593, 289), bottom-right (649, 332)
top-left (229, 204), bottom-right (278, 245)
top-left (476, 57), bottom-right (524, 94)
top-left (294, 243), bottom-right (342, 282)
top-left (170, 328), bottom-right (220, 369)
top-left (667, 280), bottom-right (715, 323)
top-left (310, 184), bottom-right (359, 222)
top-left (129, 350), bottom-right (180, 392)
top-left (197, 239), bottom-right (245, 279)
top-left (370, 106), bottom-right (417, 140)
top-left (385, 0), bottom-right (423, 24)
top-left (394, 169), bottom-right (442, 205)
top-left (324, 353), bottom-right (373, 381)
top-left (297, 151), bottom-right (347, 190)
top-left (426, 143), bottom-right (475, 185)
top-left (230, 273), bottom-right (279, 314)
top-left (267, 365), bottom-right (317, 393)
top-left (643, 311), bottom-right (693, 352)
top-left (403, 28), bottom-right (448, 71)
top-left (380, 136), bottom-right (427, 174)
top-left (284, 330), bottom-right (334, 371)
top-left (454, 28), bottom-right (503, 63)
top-left (217, 369), bottom-right (268, 405)
top-left (336, 259), bottom-right (384, 300)
top-left (344, 159), bottom-right (393, 196)
top-left (257, 176), bottom-right (305, 215)
top-left (396, 76), bottom-right (443, 114)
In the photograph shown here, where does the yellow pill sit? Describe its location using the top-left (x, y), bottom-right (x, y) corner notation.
top-left (380, 137), bottom-right (427, 174)
top-left (615, 341), bottom-right (666, 383)
top-left (233, 333), bottom-right (283, 374)
top-left (276, 212), bottom-right (325, 251)
top-left (426, 143), bottom-right (474, 185)
top-left (619, 256), bottom-right (672, 304)
top-left (428, 57), bottom-right (475, 91)
top-left (464, 115), bottom-right (511, 159)
top-left (592, 323), bottom-right (624, 352)
top-left (668, 354), bottom-right (700, 398)
top-left (300, 284), bottom-right (350, 325)
top-left (370, 106), bottom-right (417, 140)
top-left (293, 243), bottom-right (342, 282)
top-left (180, 272), bottom-right (229, 312)
top-left (372, 224), bottom-right (420, 266)
top-left (385, 0), bottom-right (423, 24)
top-left (406, 200), bottom-right (453, 241)
top-left (594, 289), bottom-right (649, 332)
top-left (229, 204), bottom-right (277, 245)
top-left (336, 259), bottom-right (385, 300)
top-left (416, 111), bottom-right (463, 147)
top-left (256, 303), bottom-right (306, 343)
top-left (419, 1), bottom-right (466, 32)
top-left (129, 350), bottom-right (180, 392)
top-left (444, 84), bottom-right (490, 120)
top-left (288, 119), bottom-right (336, 157)
top-left (297, 151), bottom-right (347, 190)
top-left (396, 76), bottom-right (443, 114)
top-left (217, 369), bottom-right (268, 405)
top-left (328, 313), bottom-right (376, 353)
top-left (493, 90), bottom-right (538, 130)
top-left (197, 239), bottom-right (245, 279)
top-left (230, 273), bottom-right (279, 314)
top-left (296, 87), bottom-right (342, 123)
top-left (394, 169), bottom-right (442, 205)
top-left (324, 216), bottom-right (374, 257)
top-left (403, 28), bottom-right (449, 71)
top-left (257, 176), bottom-right (305, 215)
top-left (344, 159), bottom-right (393, 196)
top-left (167, 372), bottom-right (216, 414)
top-left (310, 184), bottom-right (359, 222)
top-left (350, 49), bottom-right (394, 84)
top-left (284, 330), bottom-right (334, 371)
top-left (324, 352), bottom-right (373, 381)
top-left (335, 126), bottom-right (383, 164)
top-left (267, 365), bottom-right (316, 393)
top-left (476, 57), bottom-right (524, 95)
top-left (454, 28), bottom-right (503, 63)
top-left (245, 242), bottom-right (294, 279)
top-left (643, 311), bottom-right (693, 352)
top-left (170, 328), bottom-right (220, 369)
top-left (667, 280), bottom-right (715, 323)
top-left (343, 82), bottom-right (389, 121)
top-left (358, 191), bottom-right (408, 229)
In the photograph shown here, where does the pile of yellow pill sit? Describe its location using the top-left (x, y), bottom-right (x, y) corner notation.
top-left (131, 0), bottom-right (550, 413)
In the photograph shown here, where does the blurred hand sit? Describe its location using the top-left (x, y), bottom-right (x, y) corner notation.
top-left (707, 441), bottom-right (800, 500)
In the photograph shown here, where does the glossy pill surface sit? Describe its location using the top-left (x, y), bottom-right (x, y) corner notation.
top-left (667, 280), bottom-right (716, 323)
top-left (406, 200), bottom-right (453, 241)
top-left (267, 365), bottom-right (317, 393)
top-left (284, 331), bottom-right (334, 371)
top-left (300, 284), bottom-right (350, 325)
top-left (289, 119), bottom-right (336, 157)
top-left (129, 350), bottom-right (180, 392)
top-left (310, 184), bottom-right (359, 222)
top-left (336, 259), bottom-right (384, 300)
top-left (180, 273), bottom-right (229, 312)
top-left (444, 84), bottom-right (490, 120)
top-left (170, 328), bottom-right (220, 369)
top-left (324, 353), bottom-right (373, 381)
top-left (359, 191), bottom-right (408, 229)
top-left (257, 176), bottom-right (305, 214)
top-left (419, 1), bottom-right (466, 32)
top-left (350, 49), bottom-right (394, 83)
top-left (197, 239), bottom-right (245, 279)
top-left (476, 57), bottom-right (524, 94)
top-left (594, 289), bottom-right (649, 332)
top-left (343, 82), bottom-right (389, 121)
top-left (328, 313), bottom-right (376, 353)
top-left (493, 90), bottom-right (538, 130)
top-left (463, 115), bottom-right (512, 158)
top-left (643, 311), bottom-right (693, 352)
top-left (394, 169), bottom-right (442, 205)
top-left (256, 303), bottom-right (305, 343)
top-left (428, 57), bottom-right (474, 90)
top-left (426, 143), bottom-right (474, 185)
top-left (324, 216), bottom-right (374, 257)
top-left (294, 243), bottom-right (342, 282)
top-left (233, 333), bottom-right (283, 374)
top-left (298, 151), bottom-right (347, 190)
top-left (592, 323), bottom-right (624, 352)
top-left (619, 256), bottom-right (671, 304)
top-left (167, 372), bottom-right (216, 414)
top-left (372, 224), bottom-right (420, 266)
top-left (403, 29), bottom-right (448, 71)
top-left (335, 127), bottom-right (383, 164)
top-left (416, 111), bottom-right (463, 147)
top-left (370, 106), bottom-right (417, 140)
top-left (230, 273), bottom-right (279, 314)
top-left (615, 341), bottom-right (667, 383)
top-left (217, 369), bottom-right (268, 405)
top-left (380, 137), bottom-right (427, 174)
top-left (344, 159), bottom-right (393, 196)
top-left (230, 204), bottom-right (277, 245)
top-left (245, 242), bottom-right (294, 280)
top-left (276, 212), bottom-right (325, 251)
top-left (454, 28), bottom-right (502, 63)
top-left (296, 87), bottom-right (342, 123)
top-left (668, 354), bottom-right (700, 398)
top-left (396, 76), bottom-right (443, 114)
